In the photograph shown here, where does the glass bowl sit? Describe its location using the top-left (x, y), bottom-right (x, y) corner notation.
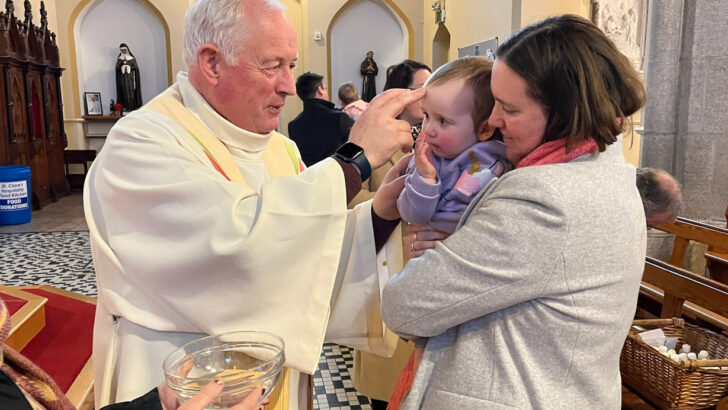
top-left (163, 331), bottom-right (285, 409)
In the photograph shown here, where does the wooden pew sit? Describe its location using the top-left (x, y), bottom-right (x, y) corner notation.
top-left (655, 213), bottom-right (728, 284)
top-left (641, 256), bottom-right (728, 321)
top-left (705, 205), bottom-right (728, 283)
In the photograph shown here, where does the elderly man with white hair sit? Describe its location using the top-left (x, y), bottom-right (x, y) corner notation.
top-left (84, 0), bottom-right (422, 409)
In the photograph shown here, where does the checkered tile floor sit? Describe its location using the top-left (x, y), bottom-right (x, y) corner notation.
top-left (0, 231), bottom-right (374, 409)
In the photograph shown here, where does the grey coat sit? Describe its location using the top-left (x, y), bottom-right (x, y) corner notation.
top-left (381, 142), bottom-right (646, 409)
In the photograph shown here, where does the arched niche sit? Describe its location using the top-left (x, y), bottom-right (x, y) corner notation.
top-left (69, 0), bottom-right (172, 117)
top-left (432, 23), bottom-right (451, 71)
top-left (327, 0), bottom-right (414, 104)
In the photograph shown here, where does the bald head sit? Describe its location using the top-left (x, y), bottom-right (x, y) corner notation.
top-left (636, 168), bottom-right (682, 228)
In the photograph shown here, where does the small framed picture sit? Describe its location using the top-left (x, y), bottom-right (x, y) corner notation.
top-left (84, 92), bottom-right (103, 116)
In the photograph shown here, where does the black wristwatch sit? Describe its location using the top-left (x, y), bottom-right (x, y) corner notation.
top-left (335, 142), bottom-right (372, 181)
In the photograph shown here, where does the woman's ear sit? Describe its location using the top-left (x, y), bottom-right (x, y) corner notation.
top-left (477, 121), bottom-right (496, 142)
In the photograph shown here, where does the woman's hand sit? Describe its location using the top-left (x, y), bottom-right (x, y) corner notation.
top-left (403, 223), bottom-right (450, 259)
top-left (159, 360), bottom-right (269, 410)
top-left (413, 135), bottom-right (437, 184)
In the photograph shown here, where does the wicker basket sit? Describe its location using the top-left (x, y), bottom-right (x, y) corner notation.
top-left (620, 318), bottom-right (728, 409)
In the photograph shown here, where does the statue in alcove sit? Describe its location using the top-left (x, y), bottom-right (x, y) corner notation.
top-left (115, 43), bottom-right (142, 111)
top-left (359, 50), bottom-right (378, 102)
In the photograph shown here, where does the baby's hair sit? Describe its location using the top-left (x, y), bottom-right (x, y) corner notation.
top-left (338, 82), bottom-right (360, 106)
top-left (426, 56), bottom-right (497, 133)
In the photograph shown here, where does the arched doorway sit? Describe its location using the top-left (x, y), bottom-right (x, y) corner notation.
top-left (432, 23), bottom-right (451, 71)
top-left (73, 0), bottom-right (170, 116)
top-left (328, 0), bottom-right (412, 105)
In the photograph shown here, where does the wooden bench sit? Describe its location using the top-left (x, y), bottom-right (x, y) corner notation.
top-left (654, 211), bottom-right (728, 284)
top-left (64, 149), bottom-right (97, 192)
top-left (640, 256), bottom-right (728, 322)
top-left (705, 205), bottom-right (728, 283)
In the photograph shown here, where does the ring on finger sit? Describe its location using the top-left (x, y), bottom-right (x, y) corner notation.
top-left (413, 232), bottom-right (417, 241)
top-left (411, 242), bottom-right (416, 252)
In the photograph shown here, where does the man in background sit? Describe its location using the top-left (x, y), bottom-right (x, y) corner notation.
top-left (636, 167), bottom-right (682, 227)
top-left (288, 72), bottom-right (355, 166)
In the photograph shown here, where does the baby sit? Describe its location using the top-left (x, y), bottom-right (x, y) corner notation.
top-left (397, 56), bottom-right (512, 234)
top-left (338, 82), bottom-right (368, 121)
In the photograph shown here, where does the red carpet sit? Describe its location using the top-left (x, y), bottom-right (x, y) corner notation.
top-left (19, 289), bottom-right (95, 392)
top-left (1, 293), bottom-right (28, 316)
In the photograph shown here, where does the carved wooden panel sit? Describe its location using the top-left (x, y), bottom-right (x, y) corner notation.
top-left (0, 1), bottom-right (66, 209)
top-left (8, 67), bottom-right (27, 141)
top-left (21, 69), bottom-right (49, 208)
top-left (39, 72), bottom-right (67, 199)
top-left (0, 65), bottom-right (6, 164)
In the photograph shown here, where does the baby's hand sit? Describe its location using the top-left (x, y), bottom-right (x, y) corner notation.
top-left (414, 135), bottom-right (437, 184)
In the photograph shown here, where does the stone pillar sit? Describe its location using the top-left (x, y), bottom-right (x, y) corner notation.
top-left (641, 0), bottom-right (728, 224)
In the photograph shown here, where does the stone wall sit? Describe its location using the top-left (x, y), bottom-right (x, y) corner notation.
top-left (641, 0), bottom-right (728, 225)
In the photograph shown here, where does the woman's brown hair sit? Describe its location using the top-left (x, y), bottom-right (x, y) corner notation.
top-left (496, 14), bottom-right (646, 151)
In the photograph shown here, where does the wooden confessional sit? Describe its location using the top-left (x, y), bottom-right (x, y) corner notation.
top-left (0, 0), bottom-right (68, 210)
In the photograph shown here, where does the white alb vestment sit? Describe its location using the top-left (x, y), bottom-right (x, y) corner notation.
top-left (84, 73), bottom-right (402, 409)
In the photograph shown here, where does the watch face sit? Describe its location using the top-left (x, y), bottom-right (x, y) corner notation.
top-left (337, 142), bottom-right (363, 159)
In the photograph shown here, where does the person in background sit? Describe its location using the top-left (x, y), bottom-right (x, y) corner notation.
top-left (384, 60), bottom-right (432, 142)
top-left (383, 14), bottom-right (647, 409)
top-left (288, 72), bottom-right (354, 166)
top-left (636, 167), bottom-right (682, 228)
top-left (338, 82), bottom-right (368, 121)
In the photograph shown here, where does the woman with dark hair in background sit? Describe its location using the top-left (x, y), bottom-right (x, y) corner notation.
top-left (383, 59), bottom-right (432, 141)
top-left (383, 15), bottom-right (647, 409)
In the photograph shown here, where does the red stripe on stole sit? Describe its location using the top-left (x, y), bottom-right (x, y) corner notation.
top-left (203, 151), bottom-right (231, 181)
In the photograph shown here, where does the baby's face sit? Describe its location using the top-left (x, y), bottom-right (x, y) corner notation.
top-left (420, 79), bottom-right (479, 159)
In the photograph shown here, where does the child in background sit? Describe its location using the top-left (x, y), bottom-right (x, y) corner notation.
top-left (397, 56), bottom-right (512, 235)
top-left (338, 82), bottom-right (369, 121)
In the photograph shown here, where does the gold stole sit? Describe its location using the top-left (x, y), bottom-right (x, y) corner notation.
top-left (143, 85), bottom-right (300, 410)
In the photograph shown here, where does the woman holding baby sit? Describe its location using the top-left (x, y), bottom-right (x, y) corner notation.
top-left (382, 14), bottom-right (646, 409)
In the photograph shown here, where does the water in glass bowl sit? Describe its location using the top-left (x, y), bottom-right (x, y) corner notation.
top-left (164, 332), bottom-right (285, 409)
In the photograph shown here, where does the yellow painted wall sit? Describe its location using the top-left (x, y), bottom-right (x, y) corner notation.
top-left (520, 0), bottom-right (590, 26)
top-left (422, 0), bottom-right (515, 68)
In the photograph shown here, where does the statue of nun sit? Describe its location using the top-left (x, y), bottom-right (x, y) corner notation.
top-left (115, 43), bottom-right (142, 111)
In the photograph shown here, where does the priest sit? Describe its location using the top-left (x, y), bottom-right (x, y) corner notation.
top-left (84, 0), bottom-right (421, 409)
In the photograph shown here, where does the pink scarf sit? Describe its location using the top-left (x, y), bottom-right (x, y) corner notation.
top-left (517, 138), bottom-right (599, 168)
